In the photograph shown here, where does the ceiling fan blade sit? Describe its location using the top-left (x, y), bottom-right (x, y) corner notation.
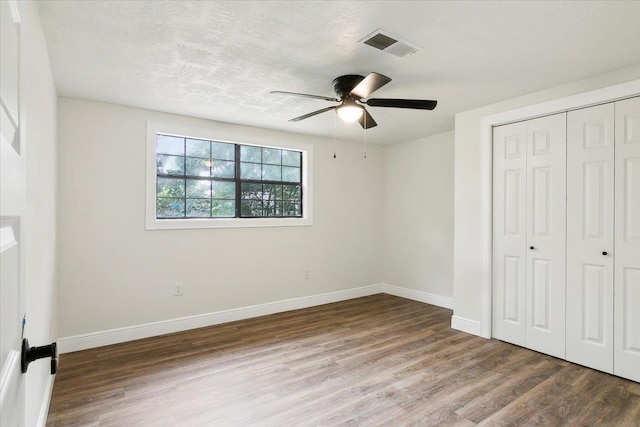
top-left (289, 106), bottom-right (338, 122)
top-left (271, 91), bottom-right (339, 102)
top-left (350, 72), bottom-right (392, 99)
top-left (358, 108), bottom-right (377, 129)
top-left (365, 98), bottom-right (438, 110)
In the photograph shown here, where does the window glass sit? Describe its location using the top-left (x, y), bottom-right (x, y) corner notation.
top-left (212, 200), bottom-right (235, 217)
top-left (262, 148), bottom-right (281, 165)
top-left (240, 162), bottom-right (261, 180)
top-left (240, 145), bottom-right (261, 163)
top-left (282, 150), bottom-right (301, 167)
top-left (186, 199), bottom-right (211, 218)
top-left (157, 154), bottom-right (184, 176)
top-left (282, 166), bottom-right (301, 183)
top-left (212, 181), bottom-right (235, 199)
top-left (186, 138), bottom-right (210, 158)
top-left (155, 134), bottom-right (303, 219)
top-left (211, 160), bottom-right (235, 179)
top-left (185, 157), bottom-right (210, 177)
top-left (157, 135), bottom-right (184, 156)
top-left (262, 164), bottom-right (282, 181)
top-left (157, 198), bottom-right (185, 218)
top-left (212, 142), bottom-right (235, 161)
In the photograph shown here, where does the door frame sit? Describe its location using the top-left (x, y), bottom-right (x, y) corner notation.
top-left (479, 79), bottom-right (640, 339)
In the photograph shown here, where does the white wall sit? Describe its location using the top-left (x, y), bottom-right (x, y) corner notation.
top-left (18, 1), bottom-right (58, 425)
top-left (57, 98), bottom-right (383, 338)
top-left (382, 131), bottom-right (454, 302)
top-left (453, 64), bottom-right (640, 328)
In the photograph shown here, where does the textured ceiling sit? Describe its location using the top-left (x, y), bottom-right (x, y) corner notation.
top-left (38, 1), bottom-right (640, 145)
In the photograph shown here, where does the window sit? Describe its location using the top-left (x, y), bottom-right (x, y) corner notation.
top-left (146, 122), bottom-right (313, 229)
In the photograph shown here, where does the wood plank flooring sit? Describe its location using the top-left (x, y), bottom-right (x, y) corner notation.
top-left (47, 294), bottom-right (640, 426)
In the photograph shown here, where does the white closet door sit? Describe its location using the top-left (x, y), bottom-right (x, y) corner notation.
top-left (566, 103), bottom-right (614, 373)
top-left (525, 113), bottom-right (566, 358)
top-left (493, 122), bottom-right (527, 346)
top-left (614, 96), bottom-right (640, 382)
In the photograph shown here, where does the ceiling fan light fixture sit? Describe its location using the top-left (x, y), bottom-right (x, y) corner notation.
top-left (337, 102), bottom-right (363, 123)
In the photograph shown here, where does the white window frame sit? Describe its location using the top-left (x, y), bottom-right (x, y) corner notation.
top-left (146, 121), bottom-right (313, 230)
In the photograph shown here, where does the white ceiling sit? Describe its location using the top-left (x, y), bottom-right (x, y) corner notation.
top-left (38, 1), bottom-right (640, 145)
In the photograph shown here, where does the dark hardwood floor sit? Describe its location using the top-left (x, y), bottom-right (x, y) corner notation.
top-left (47, 294), bottom-right (640, 426)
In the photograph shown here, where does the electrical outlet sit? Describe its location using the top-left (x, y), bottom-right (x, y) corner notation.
top-left (304, 269), bottom-right (311, 280)
top-left (174, 282), bottom-right (184, 296)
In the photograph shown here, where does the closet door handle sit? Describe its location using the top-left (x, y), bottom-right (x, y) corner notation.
top-left (529, 246), bottom-right (535, 250)
top-left (602, 251), bottom-right (608, 256)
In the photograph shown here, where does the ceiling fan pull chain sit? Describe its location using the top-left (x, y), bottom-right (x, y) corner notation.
top-left (333, 112), bottom-right (337, 159)
top-left (363, 112), bottom-right (367, 159)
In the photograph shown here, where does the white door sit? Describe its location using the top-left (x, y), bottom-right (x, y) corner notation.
top-left (566, 103), bottom-right (615, 373)
top-left (493, 122), bottom-right (527, 346)
top-left (524, 113), bottom-right (566, 359)
top-left (614, 96), bottom-right (640, 383)
top-left (493, 113), bottom-right (566, 357)
top-left (0, 1), bottom-right (25, 425)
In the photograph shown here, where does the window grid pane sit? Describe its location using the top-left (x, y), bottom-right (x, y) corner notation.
top-left (282, 150), bottom-right (301, 167)
top-left (186, 138), bottom-right (210, 158)
top-left (157, 154), bottom-right (185, 176)
top-left (157, 197), bottom-right (185, 218)
top-left (185, 157), bottom-right (211, 177)
top-left (240, 162), bottom-right (261, 180)
top-left (212, 199), bottom-right (235, 217)
top-left (262, 148), bottom-right (282, 165)
top-left (157, 135), bottom-right (185, 156)
top-left (212, 142), bottom-right (235, 161)
top-left (282, 166), bottom-right (301, 183)
top-left (156, 135), bottom-right (302, 219)
top-left (262, 164), bottom-right (282, 181)
top-left (186, 198), bottom-right (211, 218)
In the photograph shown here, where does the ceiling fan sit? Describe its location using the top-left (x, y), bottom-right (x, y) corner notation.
top-left (271, 72), bottom-right (437, 129)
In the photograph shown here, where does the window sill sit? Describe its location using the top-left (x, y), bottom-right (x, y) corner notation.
top-left (145, 216), bottom-right (313, 230)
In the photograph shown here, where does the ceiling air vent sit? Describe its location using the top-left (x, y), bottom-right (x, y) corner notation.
top-left (359, 29), bottom-right (420, 58)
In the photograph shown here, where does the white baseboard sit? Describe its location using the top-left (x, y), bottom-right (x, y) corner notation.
top-left (59, 284), bottom-right (384, 353)
top-left (36, 374), bottom-right (55, 427)
top-left (59, 284), bottom-right (458, 354)
top-left (451, 315), bottom-right (482, 336)
top-left (382, 284), bottom-right (454, 309)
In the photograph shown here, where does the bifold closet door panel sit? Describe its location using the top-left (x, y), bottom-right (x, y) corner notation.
top-left (525, 113), bottom-right (566, 359)
top-left (566, 103), bottom-right (615, 373)
top-left (614, 96), bottom-right (640, 383)
top-left (493, 122), bottom-right (528, 346)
